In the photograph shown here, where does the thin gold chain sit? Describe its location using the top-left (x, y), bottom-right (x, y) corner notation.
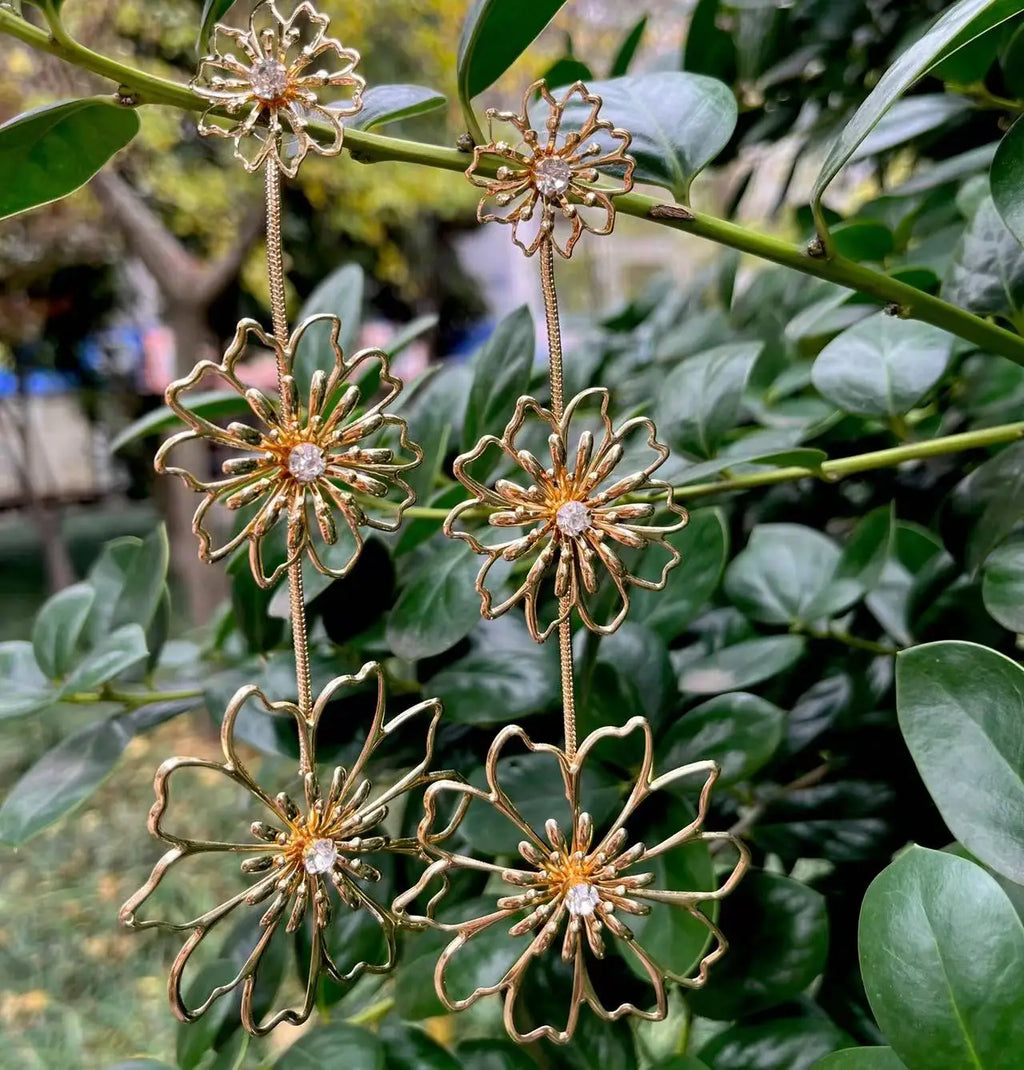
top-left (541, 239), bottom-right (577, 760)
top-left (265, 159), bottom-right (314, 741)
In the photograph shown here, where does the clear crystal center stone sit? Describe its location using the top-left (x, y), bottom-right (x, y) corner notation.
top-left (556, 500), bottom-right (591, 536)
top-left (566, 882), bottom-right (601, 917)
top-left (303, 838), bottom-right (338, 875)
top-left (534, 156), bottom-right (573, 197)
top-left (250, 58), bottom-right (289, 101)
top-left (288, 442), bottom-right (326, 482)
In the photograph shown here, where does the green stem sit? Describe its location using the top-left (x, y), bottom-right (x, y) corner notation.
top-left (4, 8), bottom-right (1024, 365)
top-left (62, 687), bottom-right (204, 708)
top-left (346, 996), bottom-right (394, 1029)
top-left (795, 626), bottom-right (897, 657)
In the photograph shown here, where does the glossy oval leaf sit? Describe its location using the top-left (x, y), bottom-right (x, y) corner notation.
top-left (812, 0), bottom-right (1022, 209)
top-left (662, 692), bottom-right (785, 787)
top-left (677, 635), bottom-right (806, 695)
top-left (896, 641), bottom-right (1024, 884)
top-left (811, 313), bottom-right (953, 419)
top-left (698, 1018), bottom-right (852, 1070)
top-left (274, 1023), bottom-right (384, 1070)
top-left (31, 582), bottom-right (94, 680)
top-left (812, 1051), bottom-right (907, 1070)
top-left (689, 872), bottom-right (830, 1020)
top-left (0, 641), bottom-right (57, 720)
top-left (349, 84), bottom-right (447, 131)
top-left (0, 718), bottom-right (132, 845)
top-left (611, 16), bottom-right (648, 78)
top-left (942, 193), bottom-right (1024, 318)
top-left (458, 0), bottom-right (567, 100)
top-left (293, 263), bottom-right (365, 399)
top-left (553, 73), bottom-right (737, 202)
top-left (859, 846), bottom-right (1024, 1070)
top-left (982, 537), bottom-right (1024, 631)
top-left (992, 113), bottom-right (1024, 248)
top-left (60, 623), bottom-right (148, 693)
top-left (0, 98), bottom-right (140, 220)
top-left (198, 0), bottom-right (237, 47)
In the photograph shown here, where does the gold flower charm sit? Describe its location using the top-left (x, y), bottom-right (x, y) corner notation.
top-left (155, 314), bottom-right (421, 588)
top-left (394, 718), bottom-right (749, 1045)
top-left (467, 80), bottom-right (635, 259)
top-left (444, 387), bottom-right (687, 641)
top-left (120, 663), bottom-right (454, 1035)
top-left (193, 0), bottom-right (364, 178)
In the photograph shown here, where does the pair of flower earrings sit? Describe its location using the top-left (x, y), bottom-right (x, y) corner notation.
top-left (119, 0), bottom-right (748, 1046)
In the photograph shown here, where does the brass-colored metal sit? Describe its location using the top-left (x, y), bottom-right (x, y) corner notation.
top-left (393, 717), bottom-right (750, 1045)
top-left (192, 0), bottom-right (364, 178)
top-left (466, 80), bottom-right (635, 260)
top-left (443, 388), bottom-right (689, 642)
top-left (154, 315), bottom-right (422, 589)
top-left (120, 662), bottom-right (457, 1036)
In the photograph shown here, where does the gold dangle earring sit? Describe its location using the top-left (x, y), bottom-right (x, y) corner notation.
top-left (394, 80), bottom-right (750, 1046)
top-left (119, 0), bottom-right (455, 1036)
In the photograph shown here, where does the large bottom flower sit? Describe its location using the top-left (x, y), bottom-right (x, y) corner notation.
top-left (394, 718), bottom-right (749, 1045)
top-left (120, 663), bottom-right (453, 1035)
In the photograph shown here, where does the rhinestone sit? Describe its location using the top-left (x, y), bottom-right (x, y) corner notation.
top-left (533, 156), bottom-right (573, 197)
top-left (303, 838), bottom-right (338, 875)
top-left (566, 882), bottom-right (601, 917)
top-left (288, 443), bottom-right (326, 482)
top-left (250, 57), bottom-right (289, 101)
top-left (556, 500), bottom-right (591, 536)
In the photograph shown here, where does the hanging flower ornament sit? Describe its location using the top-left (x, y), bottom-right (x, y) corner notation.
top-left (155, 314), bottom-right (421, 588)
top-left (192, 0), bottom-right (364, 178)
top-left (394, 718), bottom-right (750, 1045)
top-left (466, 80), bottom-right (636, 259)
top-left (444, 387), bottom-right (688, 641)
top-left (120, 663), bottom-right (459, 1035)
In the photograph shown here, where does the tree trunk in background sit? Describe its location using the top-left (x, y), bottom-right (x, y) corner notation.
top-left (90, 170), bottom-right (262, 626)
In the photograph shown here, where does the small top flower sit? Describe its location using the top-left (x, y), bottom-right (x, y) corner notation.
top-left (393, 717), bottom-right (749, 1045)
top-left (466, 80), bottom-right (636, 259)
top-left (192, 0), bottom-right (364, 178)
top-left (444, 387), bottom-right (687, 642)
top-left (156, 314), bottom-right (421, 588)
top-left (120, 663), bottom-right (456, 1035)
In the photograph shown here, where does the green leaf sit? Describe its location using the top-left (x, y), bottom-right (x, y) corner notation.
top-left (677, 636), bottom-right (806, 695)
top-left (943, 193), bottom-right (1024, 317)
top-left (31, 582), bottom-right (95, 680)
top-left (655, 342), bottom-right (761, 458)
top-left (553, 73), bottom-right (737, 202)
top-left (629, 508), bottom-right (729, 642)
top-left (649, 1060), bottom-right (712, 1070)
top-left (812, 0), bottom-right (1022, 209)
top-left (896, 641), bottom-right (1024, 884)
top-left (198, 0), bottom-right (236, 47)
top-left (682, 0), bottom-right (736, 82)
top-left (662, 692), bottom-right (785, 787)
top-left (455, 1039), bottom-right (539, 1070)
top-left (831, 221), bottom-right (895, 262)
top-left (428, 617), bottom-right (558, 724)
top-left (849, 95), bottom-right (970, 162)
top-left (462, 305), bottom-right (535, 453)
top-left (274, 1023), bottom-right (385, 1070)
top-left (0, 98), bottom-right (139, 220)
top-left (543, 57), bottom-right (594, 87)
top-left (811, 313), bottom-right (953, 419)
top-left (293, 264), bottom-right (365, 398)
top-left (689, 873), bottom-right (829, 1020)
top-left (674, 448), bottom-right (828, 487)
top-left (105, 1062), bottom-right (175, 1070)
top-left (380, 1025), bottom-right (459, 1070)
top-left (386, 542), bottom-right (486, 660)
top-left (610, 16), bottom-right (647, 77)
top-left (698, 1018), bottom-right (853, 1070)
top-left (804, 505), bottom-right (895, 620)
top-left (859, 846), bottom-right (1024, 1070)
top-left (176, 961), bottom-right (238, 1070)
top-left (458, 0), bottom-right (567, 100)
top-left (110, 390), bottom-right (249, 451)
top-left (84, 527), bottom-right (170, 641)
top-left (812, 1051), bottom-right (907, 1070)
top-left (0, 641), bottom-right (57, 720)
top-left (0, 718), bottom-right (132, 845)
top-left (61, 623), bottom-right (148, 693)
top-left (349, 85), bottom-right (447, 130)
top-left (982, 537), bottom-right (1024, 631)
top-left (725, 524), bottom-right (848, 626)
top-left (989, 110), bottom-right (1024, 250)
top-left (948, 440), bottom-right (1024, 573)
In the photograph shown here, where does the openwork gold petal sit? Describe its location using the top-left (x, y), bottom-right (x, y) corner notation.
top-left (444, 387), bottom-right (688, 640)
top-left (120, 662), bottom-right (457, 1035)
top-left (397, 717), bottom-right (748, 1044)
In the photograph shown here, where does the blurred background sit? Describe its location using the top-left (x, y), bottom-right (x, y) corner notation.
top-left (1, 0), bottom-right (1014, 1065)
